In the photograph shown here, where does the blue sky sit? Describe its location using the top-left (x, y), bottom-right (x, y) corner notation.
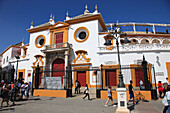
top-left (0, 0), bottom-right (170, 53)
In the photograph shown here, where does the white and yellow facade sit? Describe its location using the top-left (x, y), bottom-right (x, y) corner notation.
top-left (1, 5), bottom-right (170, 91)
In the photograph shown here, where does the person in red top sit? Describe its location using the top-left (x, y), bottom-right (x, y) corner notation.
top-left (10, 82), bottom-right (14, 89)
top-left (158, 81), bottom-right (163, 99)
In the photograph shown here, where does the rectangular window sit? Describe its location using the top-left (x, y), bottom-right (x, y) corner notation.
top-left (55, 32), bottom-right (63, 44)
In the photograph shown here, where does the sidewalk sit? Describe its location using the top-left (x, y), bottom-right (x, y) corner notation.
top-left (0, 96), bottom-right (164, 113)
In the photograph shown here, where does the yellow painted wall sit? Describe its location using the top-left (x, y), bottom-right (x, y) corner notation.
top-left (33, 89), bottom-right (67, 98)
top-left (101, 90), bottom-right (152, 100)
top-left (166, 62), bottom-right (170, 84)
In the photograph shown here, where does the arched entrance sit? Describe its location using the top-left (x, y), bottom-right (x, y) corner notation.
top-left (52, 58), bottom-right (65, 84)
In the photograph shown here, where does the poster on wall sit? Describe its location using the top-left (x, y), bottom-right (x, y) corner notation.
top-left (27, 70), bottom-right (32, 85)
top-left (92, 71), bottom-right (99, 83)
top-left (46, 77), bottom-right (62, 89)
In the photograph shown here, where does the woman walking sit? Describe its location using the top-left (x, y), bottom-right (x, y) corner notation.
top-left (105, 86), bottom-right (116, 107)
top-left (1, 85), bottom-right (10, 107)
top-left (83, 84), bottom-right (90, 100)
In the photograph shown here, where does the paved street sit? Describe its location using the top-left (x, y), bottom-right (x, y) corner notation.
top-left (0, 95), bottom-right (164, 113)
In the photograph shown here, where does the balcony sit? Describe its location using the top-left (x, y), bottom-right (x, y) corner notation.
top-left (97, 44), bottom-right (170, 54)
top-left (42, 43), bottom-right (72, 53)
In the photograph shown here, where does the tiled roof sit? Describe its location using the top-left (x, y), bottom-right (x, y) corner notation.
top-left (27, 22), bottom-right (53, 30)
top-left (67, 13), bottom-right (100, 21)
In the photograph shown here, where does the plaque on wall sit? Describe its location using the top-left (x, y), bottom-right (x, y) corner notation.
top-left (46, 77), bottom-right (62, 89)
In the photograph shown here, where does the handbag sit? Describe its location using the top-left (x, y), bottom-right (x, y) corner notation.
top-left (162, 94), bottom-right (168, 106)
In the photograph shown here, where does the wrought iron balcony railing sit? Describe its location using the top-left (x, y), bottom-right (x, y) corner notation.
top-left (44, 43), bottom-right (71, 51)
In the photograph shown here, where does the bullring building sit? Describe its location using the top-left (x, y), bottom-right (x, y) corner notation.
top-left (1, 5), bottom-right (170, 98)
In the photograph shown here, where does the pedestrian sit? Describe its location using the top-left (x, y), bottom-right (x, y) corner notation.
top-left (1, 80), bottom-right (4, 86)
top-left (1, 85), bottom-right (10, 107)
top-left (163, 83), bottom-right (168, 97)
top-left (139, 79), bottom-right (143, 90)
top-left (10, 82), bottom-right (14, 90)
top-left (166, 77), bottom-right (169, 85)
top-left (25, 83), bottom-right (30, 100)
top-left (17, 82), bottom-right (21, 93)
top-left (74, 80), bottom-right (78, 94)
top-left (163, 85), bottom-right (170, 113)
top-left (127, 80), bottom-right (136, 105)
top-left (0, 84), bottom-right (3, 98)
top-left (21, 82), bottom-right (26, 100)
top-left (83, 84), bottom-right (90, 100)
top-left (158, 81), bottom-right (163, 99)
top-left (105, 86), bottom-right (116, 107)
top-left (10, 83), bottom-right (16, 105)
top-left (77, 81), bottom-right (81, 94)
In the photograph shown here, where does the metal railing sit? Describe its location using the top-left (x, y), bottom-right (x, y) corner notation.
top-left (44, 43), bottom-right (71, 50)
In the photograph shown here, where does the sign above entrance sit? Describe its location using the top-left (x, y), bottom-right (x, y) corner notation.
top-left (155, 72), bottom-right (164, 76)
top-left (104, 61), bottom-right (117, 65)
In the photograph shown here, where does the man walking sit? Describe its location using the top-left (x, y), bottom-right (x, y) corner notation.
top-left (127, 80), bottom-right (136, 105)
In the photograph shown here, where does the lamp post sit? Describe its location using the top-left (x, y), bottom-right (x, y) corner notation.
top-left (15, 55), bottom-right (20, 81)
top-left (104, 24), bottom-right (130, 113)
top-left (104, 24), bottom-right (130, 87)
top-left (11, 55), bottom-right (20, 105)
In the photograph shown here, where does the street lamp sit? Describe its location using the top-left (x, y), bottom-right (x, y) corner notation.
top-left (12, 55), bottom-right (20, 105)
top-left (15, 55), bottom-right (20, 81)
top-left (104, 24), bottom-right (130, 87)
top-left (104, 23), bottom-right (130, 113)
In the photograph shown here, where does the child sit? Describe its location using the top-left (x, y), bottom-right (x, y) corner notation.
top-left (105, 86), bottom-right (116, 107)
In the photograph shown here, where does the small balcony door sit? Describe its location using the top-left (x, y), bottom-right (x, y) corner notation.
top-left (55, 32), bottom-right (63, 44)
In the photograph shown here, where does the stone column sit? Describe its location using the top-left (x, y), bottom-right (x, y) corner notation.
top-left (64, 50), bottom-right (69, 89)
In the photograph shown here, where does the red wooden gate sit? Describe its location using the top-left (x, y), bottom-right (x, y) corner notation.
top-left (135, 68), bottom-right (144, 86)
top-left (52, 58), bottom-right (65, 84)
top-left (77, 71), bottom-right (86, 87)
top-left (105, 70), bottom-right (117, 86)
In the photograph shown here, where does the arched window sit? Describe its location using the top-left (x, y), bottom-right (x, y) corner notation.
top-left (141, 39), bottom-right (150, 44)
top-left (129, 39), bottom-right (139, 45)
top-left (152, 39), bottom-right (160, 44)
top-left (163, 39), bottom-right (170, 44)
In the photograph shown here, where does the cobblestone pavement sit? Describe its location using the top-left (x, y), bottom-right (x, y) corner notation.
top-left (0, 96), bottom-right (164, 113)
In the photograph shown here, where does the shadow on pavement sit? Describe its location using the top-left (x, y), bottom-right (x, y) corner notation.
top-left (10, 103), bottom-right (26, 107)
top-left (128, 104), bottom-right (135, 111)
top-left (0, 107), bottom-right (15, 111)
top-left (49, 97), bottom-right (56, 100)
top-left (142, 100), bottom-right (149, 102)
top-left (28, 98), bottom-right (41, 101)
top-left (90, 98), bottom-right (96, 100)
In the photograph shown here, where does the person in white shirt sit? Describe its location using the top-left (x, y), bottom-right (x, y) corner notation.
top-left (164, 85), bottom-right (170, 113)
top-left (83, 84), bottom-right (91, 100)
top-left (25, 83), bottom-right (30, 100)
top-left (139, 79), bottom-right (143, 90)
top-left (21, 83), bottom-right (26, 100)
